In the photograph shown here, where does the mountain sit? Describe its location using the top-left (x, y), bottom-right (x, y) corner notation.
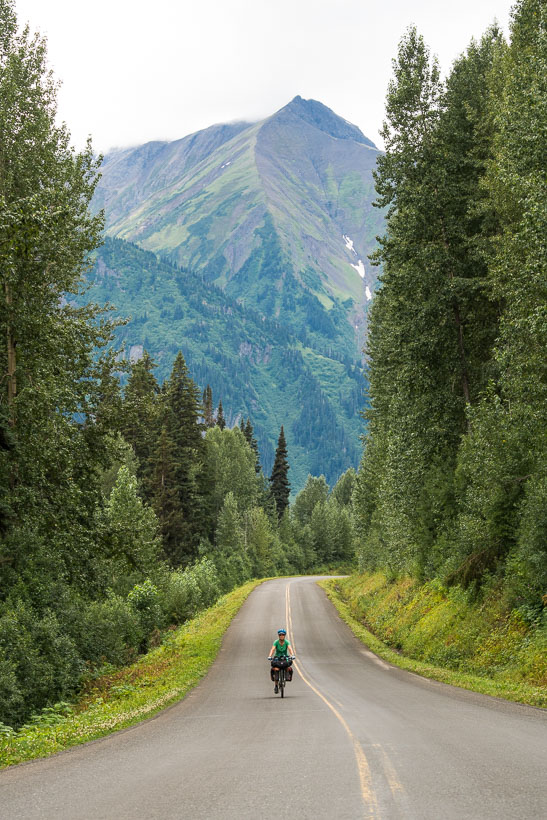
top-left (94, 97), bottom-right (384, 356)
top-left (88, 98), bottom-right (384, 489)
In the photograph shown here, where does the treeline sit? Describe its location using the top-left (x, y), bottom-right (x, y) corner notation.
top-left (353, 0), bottom-right (546, 617)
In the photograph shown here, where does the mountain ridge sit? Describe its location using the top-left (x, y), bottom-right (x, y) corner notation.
top-left (94, 96), bottom-right (383, 354)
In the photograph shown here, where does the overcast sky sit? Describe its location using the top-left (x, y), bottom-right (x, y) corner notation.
top-left (15, 0), bottom-right (514, 153)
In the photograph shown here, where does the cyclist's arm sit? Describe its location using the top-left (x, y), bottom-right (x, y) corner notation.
top-left (268, 644), bottom-right (276, 658)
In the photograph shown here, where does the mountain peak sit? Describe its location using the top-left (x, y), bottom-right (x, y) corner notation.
top-left (279, 96), bottom-right (376, 149)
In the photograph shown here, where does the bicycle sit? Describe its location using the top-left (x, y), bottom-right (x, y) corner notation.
top-left (268, 655), bottom-right (295, 698)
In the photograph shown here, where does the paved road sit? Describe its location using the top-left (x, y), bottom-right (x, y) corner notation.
top-left (1, 577), bottom-right (546, 819)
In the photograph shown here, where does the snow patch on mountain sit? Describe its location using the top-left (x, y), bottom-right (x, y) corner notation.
top-left (343, 234), bottom-right (357, 254)
top-left (365, 285), bottom-right (372, 301)
top-left (351, 259), bottom-right (366, 279)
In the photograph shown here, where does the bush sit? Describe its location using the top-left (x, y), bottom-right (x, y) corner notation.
top-left (0, 603), bottom-right (83, 728)
top-left (127, 579), bottom-right (164, 641)
top-left (192, 558), bottom-right (221, 609)
top-left (162, 559), bottom-right (221, 624)
top-left (79, 593), bottom-right (143, 667)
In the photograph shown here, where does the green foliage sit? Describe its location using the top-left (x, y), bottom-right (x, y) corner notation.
top-left (79, 594), bottom-right (143, 668)
top-left (127, 580), bottom-right (163, 638)
top-left (327, 574), bottom-right (546, 705)
top-left (293, 475), bottom-right (329, 525)
top-left (0, 0), bottom-right (335, 735)
top-left (353, 5), bottom-right (546, 623)
top-left (331, 468), bottom-right (356, 506)
top-left (205, 426), bottom-right (260, 517)
top-left (269, 426), bottom-right (290, 519)
top-left (100, 466), bottom-right (163, 593)
top-left (0, 581), bottom-right (260, 768)
top-left (0, 603), bottom-right (83, 727)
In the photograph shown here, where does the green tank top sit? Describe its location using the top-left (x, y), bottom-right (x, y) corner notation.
top-left (274, 638), bottom-right (290, 657)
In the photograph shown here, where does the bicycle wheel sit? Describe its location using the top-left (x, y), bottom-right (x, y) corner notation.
top-left (280, 672), bottom-right (285, 698)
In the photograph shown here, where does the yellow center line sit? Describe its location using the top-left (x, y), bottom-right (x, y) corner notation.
top-left (285, 583), bottom-right (380, 818)
top-left (372, 744), bottom-right (406, 798)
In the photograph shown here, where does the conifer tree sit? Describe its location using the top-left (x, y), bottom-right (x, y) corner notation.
top-left (269, 426), bottom-right (290, 519)
top-left (150, 425), bottom-right (185, 563)
top-left (244, 418), bottom-right (261, 473)
top-left (92, 353), bottom-right (125, 436)
top-left (202, 385), bottom-right (215, 428)
top-left (162, 352), bottom-right (209, 563)
top-left (121, 351), bottom-right (160, 492)
top-left (216, 400), bottom-right (226, 430)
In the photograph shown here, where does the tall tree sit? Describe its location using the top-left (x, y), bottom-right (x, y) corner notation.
top-left (205, 426), bottom-right (260, 519)
top-left (244, 418), bottom-right (261, 473)
top-left (357, 26), bottom-right (502, 575)
top-left (202, 385), bottom-right (214, 428)
top-left (269, 426), bottom-right (290, 519)
top-left (450, 0), bottom-right (547, 596)
top-left (0, 0), bottom-right (107, 587)
top-left (121, 351), bottom-right (160, 492)
top-left (162, 352), bottom-right (210, 563)
top-left (216, 400), bottom-right (226, 430)
top-left (149, 425), bottom-right (184, 562)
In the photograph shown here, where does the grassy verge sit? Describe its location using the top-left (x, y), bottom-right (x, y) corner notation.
top-left (320, 574), bottom-right (547, 708)
top-left (0, 580), bottom-right (261, 769)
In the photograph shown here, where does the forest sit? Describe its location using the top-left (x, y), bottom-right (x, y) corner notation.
top-left (353, 0), bottom-right (546, 619)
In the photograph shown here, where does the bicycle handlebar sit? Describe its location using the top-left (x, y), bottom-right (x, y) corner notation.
top-left (267, 655), bottom-right (296, 660)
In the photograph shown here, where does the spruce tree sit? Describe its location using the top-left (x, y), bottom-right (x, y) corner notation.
top-left (150, 425), bottom-right (185, 563)
top-left (216, 400), bottom-right (226, 430)
top-left (202, 385), bottom-right (215, 428)
top-left (162, 352), bottom-right (209, 563)
top-left (121, 351), bottom-right (160, 493)
top-left (269, 426), bottom-right (290, 519)
top-left (243, 418), bottom-right (261, 473)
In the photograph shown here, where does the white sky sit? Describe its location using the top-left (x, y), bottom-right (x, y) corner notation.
top-left (14, 0), bottom-right (514, 153)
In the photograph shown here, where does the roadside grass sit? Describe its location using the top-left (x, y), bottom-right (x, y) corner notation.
top-left (0, 580), bottom-right (261, 770)
top-left (320, 574), bottom-right (547, 709)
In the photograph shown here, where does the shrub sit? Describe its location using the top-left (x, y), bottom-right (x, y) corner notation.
top-left (162, 559), bottom-right (221, 624)
top-left (79, 593), bottom-right (143, 667)
top-left (0, 604), bottom-right (83, 728)
top-left (127, 579), bottom-right (164, 639)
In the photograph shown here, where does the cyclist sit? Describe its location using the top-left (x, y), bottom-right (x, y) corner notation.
top-left (268, 629), bottom-right (295, 693)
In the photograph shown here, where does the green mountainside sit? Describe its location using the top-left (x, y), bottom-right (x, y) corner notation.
top-left (95, 97), bottom-right (384, 355)
top-left (85, 237), bottom-right (365, 491)
top-left (90, 98), bottom-right (384, 488)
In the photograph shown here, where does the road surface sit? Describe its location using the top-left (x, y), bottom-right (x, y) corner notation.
top-left (1, 577), bottom-right (546, 819)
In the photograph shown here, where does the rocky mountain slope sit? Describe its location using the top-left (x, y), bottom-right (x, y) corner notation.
top-left (94, 97), bottom-right (384, 358)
